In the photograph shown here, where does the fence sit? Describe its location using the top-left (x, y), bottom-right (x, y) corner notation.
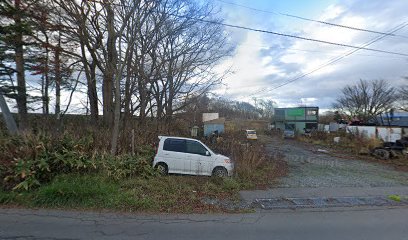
top-left (319, 122), bottom-right (408, 143)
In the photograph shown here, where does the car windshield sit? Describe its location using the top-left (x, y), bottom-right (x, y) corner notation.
top-left (247, 131), bottom-right (256, 134)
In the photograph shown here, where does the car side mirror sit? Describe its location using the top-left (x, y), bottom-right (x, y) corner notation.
top-left (205, 151), bottom-right (211, 156)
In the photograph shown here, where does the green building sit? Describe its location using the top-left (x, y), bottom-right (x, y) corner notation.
top-left (273, 107), bottom-right (319, 133)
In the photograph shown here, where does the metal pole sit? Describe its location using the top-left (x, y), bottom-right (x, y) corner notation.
top-left (0, 90), bottom-right (18, 135)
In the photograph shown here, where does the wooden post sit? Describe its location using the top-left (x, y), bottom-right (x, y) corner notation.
top-left (131, 129), bottom-right (135, 156)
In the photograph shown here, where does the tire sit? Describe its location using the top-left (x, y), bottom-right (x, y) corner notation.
top-left (389, 150), bottom-right (400, 159)
top-left (156, 163), bottom-right (168, 175)
top-left (372, 149), bottom-right (390, 160)
top-left (212, 167), bottom-right (228, 178)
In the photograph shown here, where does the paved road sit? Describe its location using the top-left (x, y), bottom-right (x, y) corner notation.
top-left (1, 207), bottom-right (408, 240)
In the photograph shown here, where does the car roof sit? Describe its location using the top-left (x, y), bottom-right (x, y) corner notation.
top-left (158, 136), bottom-right (200, 141)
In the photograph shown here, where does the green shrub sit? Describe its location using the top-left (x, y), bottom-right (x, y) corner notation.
top-left (221, 177), bottom-right (241, 192)
top-left (0, 133), bottom-right (156, 191)
top-left (97, 154), bottom-right (157, 180)
top-left (0, 190), bottom-right (15, 204)
top-left (388, 194), bottom-right (401, 202)
top-left (34, 174), bottom-right (124, 208)
top-left (0, 133), bottom-right (94, 191)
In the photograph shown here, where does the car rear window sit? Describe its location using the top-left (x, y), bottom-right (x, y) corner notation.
top-left (163, 138), bottom-right (186, 153)
top-left (247, 131), bottom-right (256, 134)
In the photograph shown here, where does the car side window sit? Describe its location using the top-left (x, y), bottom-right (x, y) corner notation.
top-left (186, 140), bottom-right (208, 156)
top-left (163, 139), bottom-right (186, 153)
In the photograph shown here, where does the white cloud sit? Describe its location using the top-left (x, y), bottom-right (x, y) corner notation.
top-left (218, 0), bottom-right (408, 109)
top-left (319, 5), bottom-right (345, 21)
top-left (216, 31), bottom-right (285, 98)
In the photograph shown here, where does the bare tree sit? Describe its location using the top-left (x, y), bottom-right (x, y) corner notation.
top-left (333, 79), bottom-right (398, 123)
top-left (1, 0), bottom-right (232, 154)
top-left (398, 77), bottom-right (408, 112)
top-left (28, 0), bottom-right (81, 118)
top-left (151, 0), bottom-right (232, 123)
top-left (117, 0), bottom-right (232, 129)
top-left (258, 99), bottom-right (276, 119)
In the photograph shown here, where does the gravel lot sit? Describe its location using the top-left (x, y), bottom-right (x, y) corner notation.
top-left (263, 135), bottom-right (408, 188)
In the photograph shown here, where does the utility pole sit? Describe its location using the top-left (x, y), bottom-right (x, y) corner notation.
top-left (0, 90), bottom-right (18, 135)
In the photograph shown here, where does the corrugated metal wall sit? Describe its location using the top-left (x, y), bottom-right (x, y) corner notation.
top-left (204, 123), bottom-right (225, 136)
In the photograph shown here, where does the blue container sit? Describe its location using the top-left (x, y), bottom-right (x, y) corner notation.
top-left (204, 123), bottom-right (225, 137)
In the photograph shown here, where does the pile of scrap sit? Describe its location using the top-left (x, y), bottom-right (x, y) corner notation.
top-left (372, 137), bottom-right (408, 160)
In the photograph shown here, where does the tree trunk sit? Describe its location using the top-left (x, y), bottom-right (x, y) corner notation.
top-left (44, 57), bottom-right (50, 114)
top-left (103, 3), bottom-right (116, 127)
top-left (166, 75), bottom-right (174, 117)
top-left (139, 85), bottom-right (147, 126)
top-left (42, 35), bottom-right (50, 114)
top-left (122, 48), bottom-right (134, 130)
top-left (54, 44), bottom-right (61, 118)
top-left (102, 72), bottom-right (114, 126)
top-left (80, 42), bottom-right (98, 121)
top-left (106, 2), bottom-right (120, 154)
top-left (88, 62), bottom-right (98, 121)
top-left (110, 70), bottom-right (121, 155)
top-left (14, 0), bottom-right (28, 130)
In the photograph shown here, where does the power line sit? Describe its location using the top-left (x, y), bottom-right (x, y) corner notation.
top-left (215, 0), bottom-right (408, 39)
top-left (77, 0), bottom-right (408, 94)
top-left (226, 42), bottom-right (408, 59)
top-left (88, 0), bottom-right (408, 57)
top-left (189, 17), bottom-right (408, 57)
top-left (247, 22), bottom-right (408, 97)
top-left (240, 21), bottom-right (408, 99)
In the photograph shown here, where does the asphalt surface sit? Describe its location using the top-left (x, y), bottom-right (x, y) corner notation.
top-left (1, 207), bottom-right (408, 240)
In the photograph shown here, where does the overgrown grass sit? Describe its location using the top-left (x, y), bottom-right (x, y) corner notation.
top-left (298, 130), bottom-right (382, 154)
top-left (0, 128), bottom-right (286, 213)
top-left (0, 173), bottom-right (245, 213)
top-left (204, 131), bottom-right (287, 189)
top-left (33, 174), bottom-right (128, 209)
top-left (0, 132), bottom-right (157, 191)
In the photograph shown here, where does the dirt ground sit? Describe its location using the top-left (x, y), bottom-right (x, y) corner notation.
top-left (259, 135), bottom-right (408, 188)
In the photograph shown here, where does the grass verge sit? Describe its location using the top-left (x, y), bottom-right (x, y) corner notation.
top-left (0, 173), bottom-right (248, 213)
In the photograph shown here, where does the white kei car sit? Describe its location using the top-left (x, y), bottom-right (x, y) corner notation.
top-left (153, 136), bottom-right (234, 177)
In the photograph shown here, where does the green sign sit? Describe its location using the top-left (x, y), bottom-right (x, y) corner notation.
top-left (287, 108), bottom-right (304, 117)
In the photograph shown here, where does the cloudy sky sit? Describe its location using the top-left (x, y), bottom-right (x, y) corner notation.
top-left (213, 0), bottom-right (408, 110)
